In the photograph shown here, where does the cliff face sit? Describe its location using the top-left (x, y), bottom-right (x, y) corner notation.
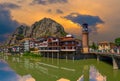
top-left (14, 25), bottom-right (30, 37)
top-left (7, 18), bottom-right (67, 45)
top-left (6, 25), bottom-right (30, 45)
top-left (30, 18), bottom-right (67, 38)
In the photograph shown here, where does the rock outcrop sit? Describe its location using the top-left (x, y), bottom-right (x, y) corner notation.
top-left (6, 25), bottom-right (30, 45)
top-left (7, 18), bottom-right (67, 45)
top-left (30, 18), bottom-right (67, 38)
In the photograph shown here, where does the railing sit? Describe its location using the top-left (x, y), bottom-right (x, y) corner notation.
top-left (39, 49), bottom-right (76, 52)
top-left (89, 49), bottom-right (120, 56)
top-left (61, 49), bottom-right (76, 51)
top-left (39, 50), bottom-right (60, 52)
top-left (90, 48), bottom-right (120, 53)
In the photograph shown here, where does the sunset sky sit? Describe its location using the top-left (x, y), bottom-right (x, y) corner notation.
top-left (0, 0), bottom-right (120, 42)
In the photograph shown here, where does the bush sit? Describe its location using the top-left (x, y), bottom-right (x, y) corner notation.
top-left (23, 51), bottom-right (41, 57)
top-left (16, 34), bottom-right (24, 40)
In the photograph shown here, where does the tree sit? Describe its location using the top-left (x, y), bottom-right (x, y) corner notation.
top-left (90, 42), bottom-right (98, 50)
top-left (115, 38), bottom-right (120, 46)
top-left (16, 34), bottom-right (24, 40)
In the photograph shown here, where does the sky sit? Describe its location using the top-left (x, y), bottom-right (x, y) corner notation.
top-left (0, 0), bottom-right (120, 43)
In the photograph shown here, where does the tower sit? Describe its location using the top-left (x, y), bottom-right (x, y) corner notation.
top-left (82, 23), bottom-right (89, 53)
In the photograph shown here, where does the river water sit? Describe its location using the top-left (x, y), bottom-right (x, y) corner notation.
top-left (0, 54), bottom-right (120, 81)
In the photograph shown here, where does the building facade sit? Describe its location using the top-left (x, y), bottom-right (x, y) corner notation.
top-left (38, 35), bottom-right (82, 58)
top-left (98, 42), bottom-right (116, 53)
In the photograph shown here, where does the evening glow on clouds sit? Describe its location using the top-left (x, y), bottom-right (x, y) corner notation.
top-left (0, 0), bottom-right (120, 42)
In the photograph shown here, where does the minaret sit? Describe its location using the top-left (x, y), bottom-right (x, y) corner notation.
top-left (82, 23), bottom-right (89, 53)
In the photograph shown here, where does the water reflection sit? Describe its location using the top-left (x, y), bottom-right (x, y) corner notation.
top-left (0, 61), bottom-right (35, 81)
top-left (89, 66), bottom-right (106, 81)
top-left (0, 56), bottom-right (36, 81)
top-left (0, 60), bottom-right (18, 81)
top-left (77, 66), bottom-right (106, 81)
top-left (11, 57), bottom-right (107, 81)
top-left (77, 75), bottom-right (84, 81)
top-left (18, 74), bottom-right (35, 81)
top-left (0, 55), bottom-right (112, 81)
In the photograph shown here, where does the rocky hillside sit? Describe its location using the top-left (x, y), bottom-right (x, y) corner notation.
top-left (6, 25), bottom-right (30, 45)
top-left (30, 18), bottom-right (67, 38)
top-left (7, 18), bottom-right (67, 45)
top-left (14, 25), bottom-right (30, 37)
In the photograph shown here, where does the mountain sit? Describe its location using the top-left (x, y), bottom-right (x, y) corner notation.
top-left (30, 18), bottom-right (67, 38)
top-left (7, 18), bottom-right (67, 45)
top-left (6, 25), bottom-right (30, 45)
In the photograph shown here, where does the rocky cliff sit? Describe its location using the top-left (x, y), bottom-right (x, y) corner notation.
top-left (7, 18), bottom-right (67, 45)
top-left (6, 25), bottom-right (30, 45)
top-left (30, 18), bottom-right (67, 38)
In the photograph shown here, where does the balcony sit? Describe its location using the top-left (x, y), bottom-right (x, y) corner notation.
top-left (39, 45), bottom-right (48, 47)
top-left (39, 49), bottom-right (60, 52)
top-left (61, 44), bottom-right (76, 46)
top-left (61, 49), bottom-right (76, 51)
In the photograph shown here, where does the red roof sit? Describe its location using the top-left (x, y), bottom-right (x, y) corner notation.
top-left (60, 37), bottom-right (75, 42)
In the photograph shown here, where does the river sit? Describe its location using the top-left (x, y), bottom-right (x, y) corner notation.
top-left (0, 53), bottom-right (120, 81)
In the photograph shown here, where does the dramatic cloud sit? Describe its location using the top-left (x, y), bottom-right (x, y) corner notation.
top-left (64, 13), bottom-right (104, 33)
top-left (32, 0), bottom-right (68, 5)
top-left (56, 9), bottom-right (64, 14)
top-left (0, 2), bottom-right (21, 9)
top-left (0, 3), bottom-right (20, 42)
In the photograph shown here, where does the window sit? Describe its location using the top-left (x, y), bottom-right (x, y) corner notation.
top-left (72, 41), bottom-right (74, 44)
top-left (65, 42), bottom-right (68, 45)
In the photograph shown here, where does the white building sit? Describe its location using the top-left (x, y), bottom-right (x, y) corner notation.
top-left (24, 40), bottom-right (30, 52)
top-left (98, 42), bottom-right (115, 53)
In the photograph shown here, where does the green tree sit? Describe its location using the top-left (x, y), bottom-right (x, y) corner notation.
top-left (16, 34), bottom-right (24, 40)
top-left (115, 37), bottom-right (120, 46)
top-left (90, 42), bottom-right (98, 50)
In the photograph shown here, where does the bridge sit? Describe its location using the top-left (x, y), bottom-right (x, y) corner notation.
top-left (89, 52), bottom-right (120, 70)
